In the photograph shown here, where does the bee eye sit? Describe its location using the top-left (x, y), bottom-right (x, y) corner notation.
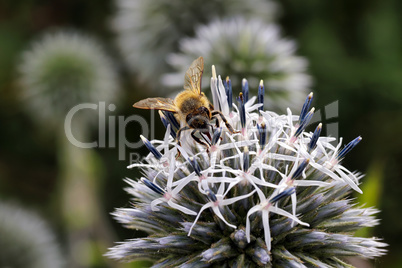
top-left (199, 106), bottom-right (209, 114)
top-left (186, 113), bottom-right (192, 123)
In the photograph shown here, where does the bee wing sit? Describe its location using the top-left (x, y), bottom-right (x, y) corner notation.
top-left (183, 56), bottom-right (204, 95)
top-left (133, 97), bottom-right (177, 112)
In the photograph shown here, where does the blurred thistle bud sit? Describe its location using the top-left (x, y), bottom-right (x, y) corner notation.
top-left (19, 30), bottom-right (119, 127)
top-left (163, 18), bottom-right (312, 112)
top-left (107, 62), bottom-right (386, 267)
top-left (111, 0), bottom-right (278, 88)
top-left (0, 202), bottom-right (64, 268)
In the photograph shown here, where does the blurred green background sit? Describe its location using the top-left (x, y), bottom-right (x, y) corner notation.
top-left (1, 0), bottom-right (401, 267)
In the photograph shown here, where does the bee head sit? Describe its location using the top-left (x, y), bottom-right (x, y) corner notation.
top-left (186, 106), bottom-right (211, 132)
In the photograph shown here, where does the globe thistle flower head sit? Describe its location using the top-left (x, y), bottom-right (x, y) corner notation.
top-left (163, 18), bottom-right (312, 113)
top-left (19, 30), bottom-right (118, 126)
top-left (111, 0), bottom-right (278, 88)
top-left (0, 201), bottom-right (64, 268)
top-left (108, 64), bottom-right (386, 267)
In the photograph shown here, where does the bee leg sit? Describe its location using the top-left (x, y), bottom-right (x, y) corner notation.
top-left (209, 120), bottom-right (223, 141)
top-left (211, 111), bottom-right (240, 134)
top-left (176, 126), bottom-right (190, 159)
top-left (191, 130), bottom-right (210, 152)
top-left (208, 124), bottom-right (214, 133)
top-left (177, 126), bottom-right (190, 145)
top-left (211, 116), bottom-right (220, 128)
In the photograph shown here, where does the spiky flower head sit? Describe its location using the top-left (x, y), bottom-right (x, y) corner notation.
top-left (111, 0), bottom-right (278, 88)
top-left (0, 201), bottom-right (64, 268)
top-left (163, 18), bottom-right (311, 113)
top-left (19, 30), bottom-right (118, 126)
top-left (107, 62), bottom-right (386, 267)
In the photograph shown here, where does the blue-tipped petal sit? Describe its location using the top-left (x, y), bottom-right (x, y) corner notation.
top-left (242, 78), bottom-right (249, 103)
top-left (141, 135), bottom-right (162, 160)
top-left (141, 178), bottom-right (166, 195)
top-left (163, 110), bottom-right (180, 131)
top-left (308, 123), bottom-right (322, 153)
top-left (189, 157), bottom-right (202, 177)
top-left (271, 187), bottom-right (296, 203)
top-left (257, 123), bottom-right (267, 147)
top-left (299, 92), bottom-right (313, 124)
top-left (237, 93), bottom-right (246, 129)
top-left (336, 136), bottom-right (362, 160)
top-left (294, 108), bottom-right (315, 138)
top-left (211, 127), bottom-right (222, 145)
top-left (224, 76), bottom-right (233, 110)
top-left (159, 110), bottom-right (168, 126)
top-left (291, 159), bottom-right (310, 180)
top-left (159, 111), bottom-right (176, 139)
top-left (243, 146), bottom-right (250, 172)
top-left (258, 80), bottom-right (265, 112)
top-left (205, 189), bottom-right (218, 203)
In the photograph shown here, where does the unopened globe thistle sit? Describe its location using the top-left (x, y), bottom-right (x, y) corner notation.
top-left (19, 31), bottom-right (119, 267)
top-left (0, 202), bottom-right (64, 268)
top-left (19, 30), bottom-right (118, 126)
top-left (107, 63), bottom-right (386, 267)
top-left (111, 0), bottom-right (278, 87)
top-left (163, 18), bottom-right (311, 112)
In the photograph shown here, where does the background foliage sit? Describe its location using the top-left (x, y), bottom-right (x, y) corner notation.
top-left (0, 0), bottom-right (401, 267)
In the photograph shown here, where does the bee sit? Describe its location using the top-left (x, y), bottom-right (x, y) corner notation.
top-left (133, 56), bottom-right (237, 150)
